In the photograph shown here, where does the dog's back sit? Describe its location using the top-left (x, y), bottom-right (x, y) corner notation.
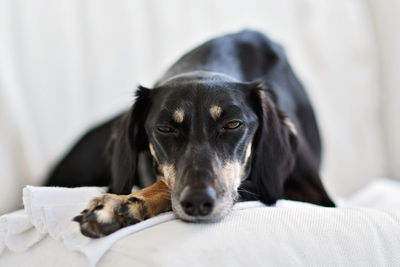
top-left (159, 30), bottom-right (280, 83)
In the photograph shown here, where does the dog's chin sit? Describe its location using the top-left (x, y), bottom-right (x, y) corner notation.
top-left (171, 192), bottom-right (237, 223)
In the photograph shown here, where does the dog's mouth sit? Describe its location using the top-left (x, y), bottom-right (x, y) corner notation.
top-left (171, 188), bottom-right (238, 222)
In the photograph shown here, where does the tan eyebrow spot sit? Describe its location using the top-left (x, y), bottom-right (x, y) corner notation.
top-left (172, 109), bottom-right (184, 123)
top-left (210, 105), bottom-right (222, 120)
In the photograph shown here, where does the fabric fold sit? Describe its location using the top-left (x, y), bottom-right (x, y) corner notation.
top-left (0, 209), bottom-right (45, 254)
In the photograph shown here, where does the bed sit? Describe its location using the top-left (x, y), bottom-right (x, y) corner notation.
top-left (1, 179), bottom-right (399, 266)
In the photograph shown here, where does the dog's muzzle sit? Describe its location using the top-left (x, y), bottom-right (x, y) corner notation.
top-left (179, 186), bottom-right (217, 217)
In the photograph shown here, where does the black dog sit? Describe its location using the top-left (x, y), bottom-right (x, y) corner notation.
top-left (47, 30), bottom-right (335, 238)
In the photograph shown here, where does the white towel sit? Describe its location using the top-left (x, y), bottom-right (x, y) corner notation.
top-left (1, 178), bottom-right (399, 266)
top-left (22, 186), bottom-right (107, 234)
top-left (0, 186), bottom-right (106, 256)
top-left (0, 209), bottom-right (45, 254)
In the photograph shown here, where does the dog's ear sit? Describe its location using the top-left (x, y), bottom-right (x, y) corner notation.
top-left (248, 82), bottom-right (298, 204)
top-left (282, 147), bottom-right (336, 207)
top-left (108, 86), bottom-right (152, 194)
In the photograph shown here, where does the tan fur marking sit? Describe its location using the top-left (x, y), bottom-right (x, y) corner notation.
top-left (210, 105), bottom-right (222, 120)
top-left (149, 143), bottom-right (158, 163)
top-left (150, 144), bottom-right (175, 187)
top-left (128, 180), bottom-right (171, 217)
top-left (172, 109), bottom-right (184, 123)
top-left (283, 117), bottom-right (298, 136)
top-left (222, 161), bottom-right (242, 191)
top-left (125, 201), bottom-right (144, 220)
top-left (221, 143), bottom-right (252, 191)
top-left (160, 164), bottom-right (176, 189)
top-left (86, 194), bottom-right (124, 223)
top-left (241, 142), bottom-right (252, 179)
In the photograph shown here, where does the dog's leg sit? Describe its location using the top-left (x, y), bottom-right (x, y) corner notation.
top-left (73, 180), bottom-right (171, 238)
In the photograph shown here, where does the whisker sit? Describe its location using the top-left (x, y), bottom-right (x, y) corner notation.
top-left (237, 188), bottom-right (259, 197)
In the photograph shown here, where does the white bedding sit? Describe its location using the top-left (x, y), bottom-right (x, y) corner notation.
top-left (0, 179), bottom-right (399, 266)
top-left (2, 206), bottom-right (400, 267)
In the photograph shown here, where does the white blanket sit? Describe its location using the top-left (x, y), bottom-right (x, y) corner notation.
top-left (1, 179), bottom-right (400, 266)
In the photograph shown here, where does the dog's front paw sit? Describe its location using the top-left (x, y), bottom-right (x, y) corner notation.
top-left (73, 194), bottom-right (146, 238)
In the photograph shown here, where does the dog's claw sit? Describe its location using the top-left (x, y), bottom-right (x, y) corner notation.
top-left (72, 215), bottom-right (83, 223)
top-left (73, 194), bottom-right (146, 238)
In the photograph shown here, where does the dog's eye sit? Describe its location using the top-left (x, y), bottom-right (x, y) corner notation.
top-left (223, 121), bottom-right (242, 130)
top-left (157, 126), bottom-right (175, 133)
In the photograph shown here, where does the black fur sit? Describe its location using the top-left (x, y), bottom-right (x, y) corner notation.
top-left (46, 30), bottom-right (335, 207)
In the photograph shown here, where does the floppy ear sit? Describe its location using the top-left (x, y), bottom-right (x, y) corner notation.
top-left (248, 82), bottom-right (298, 205)
top-left (108, 86), bottom-right (151, 194)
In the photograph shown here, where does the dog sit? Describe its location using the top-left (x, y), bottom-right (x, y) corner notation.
top-left (46, 30), bottom-right (335, 238)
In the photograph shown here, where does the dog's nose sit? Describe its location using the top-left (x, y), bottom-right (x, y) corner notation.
top-left (179, 186), bottom-right (216, 217)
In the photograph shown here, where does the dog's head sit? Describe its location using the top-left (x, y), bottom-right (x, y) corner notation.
top-left (109, 71), bottom-right (297, 221)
